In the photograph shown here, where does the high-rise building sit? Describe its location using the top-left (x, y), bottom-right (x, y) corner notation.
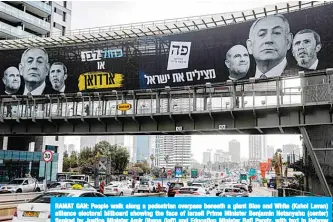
top-left (214, 149), bottom-right (231, 163)
top-left (267, 145), bottom-right (275, 159)
top-left (0, 0), bottom-right (72, 184)
top-left (153, 135), bottom-right (191, 169)
top-left (229, 140), bottom-right (241, 163)
top-left (133, 136), bottom-right (151, 163)
top-left (249, 135), bottom-right (267, 161)
top-left (203, 151), bottom-right (210, 165)
top-left (0, 1), bottom-right (72, 39)
top-left (282, 144), bottom-right (298, 154)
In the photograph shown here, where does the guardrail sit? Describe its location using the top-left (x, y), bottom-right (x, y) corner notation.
top-left (0, 192), bottom-right (41, 205)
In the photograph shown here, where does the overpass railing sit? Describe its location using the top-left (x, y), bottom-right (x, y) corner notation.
top-left (0, 71), bottom-right (331, 120)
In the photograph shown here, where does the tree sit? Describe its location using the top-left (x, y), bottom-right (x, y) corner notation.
top-left (134, 161), bottom-right (150, 174)
top-left (78, 147), bottom-right (94, 167)
top-left (151, 167), bottom-right (161, 178)
top-left (63, 156), bottom-right (71, 172)
top-left (112, 147), bottom-right (130, 174)
top-left (69, 151), bottom-right (78, 169)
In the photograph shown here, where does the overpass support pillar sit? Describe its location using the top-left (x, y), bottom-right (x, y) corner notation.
top-left (192, 89), bottom-right (196, 111)
top-left (300, 126), bottom-right (333, 197)
top-left (156, 92), bottom-right (160, 113)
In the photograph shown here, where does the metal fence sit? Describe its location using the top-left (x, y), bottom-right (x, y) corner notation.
top-left (0, 73), bottom-right (331, 121)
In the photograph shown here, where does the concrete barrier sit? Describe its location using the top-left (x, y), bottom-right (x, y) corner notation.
top-left (0, 192), bottom-right (41, 204)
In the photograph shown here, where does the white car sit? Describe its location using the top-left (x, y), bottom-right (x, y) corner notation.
top-left (104, 183), bottom-right (134, 196)
top-left (174, 186), bottom-right (208, 197)
top-left (63, 180), bottom-right (97, 191)
top-left (12, 190), bottom-right (106, 222)
top-left (137, 181), bottom-right (152, 193)
top-left (0, 178), bottom-right (43, 193)
top-left (47, 182), bottom-right (74, 191)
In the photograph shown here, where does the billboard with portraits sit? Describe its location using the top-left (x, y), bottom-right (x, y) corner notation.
top-left (0, 3), bottom-right (332, 96)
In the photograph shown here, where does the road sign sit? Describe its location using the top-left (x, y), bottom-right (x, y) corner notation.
top-left (175, 167), bottom-right (183, 178)
top-left (43, 150), bottom-right (53, 162)
top-left (191, 169), bottom-right (198, 178)
top-left (167, 182), bottom-right (171, 186)
top-left (98, 157), bottom-right (107, 172)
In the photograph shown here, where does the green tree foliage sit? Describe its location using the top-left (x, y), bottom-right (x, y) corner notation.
top-left (77, 141), bottom-right (130, 175)
top-left (134, 161), bottom-right (150, 174)
top-left (151, 167), bottom-right (161, 178)
top-left (62, 151), bottom-right (78, 172)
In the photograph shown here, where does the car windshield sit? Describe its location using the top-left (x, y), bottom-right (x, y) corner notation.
top-left (169, 183), bottom-right (183, 189)
top-left (192, 184), bottom-right (202, 187)
top-left (8, 179), bottom-right (24, 184)
top-left (70, 176), bottom-right (85, 180)
top-left (49, 183), bottom-right (61, 188)
top-left (179, 188), bottom-right (199, 193)
top-left (140, 182), bottom-right (149, 185)
top-left (29, 192), bottom-right (71, 203)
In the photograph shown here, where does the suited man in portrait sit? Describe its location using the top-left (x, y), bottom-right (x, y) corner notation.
top-left (246, 14), bottom-right (293, 79)
top-left (49, 62), bottom-right (68, 93)
top-left (19, 47), bottom-right (56, 95)
top-left (292, 29), bottom-right (325, 71)
top-left (2, 66), bottom-right (22, 95)
top-left (225, 45), bottom-right (250, 81)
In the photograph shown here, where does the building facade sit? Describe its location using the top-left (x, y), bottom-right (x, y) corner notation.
top-left (0, 1), bottom-right (72, 40)
top-left (229, 140), bottom-right (241, 163)
top-left (0, 136), bottom-right (64, 182)
top-left (249, 135), bottom-right (267, 161)
top-left (153, 135), bottom-right (191, 169)
top-left (0, 1), bottom-right (71, 183)
top-left (133, 136), bottom-right (151, 163)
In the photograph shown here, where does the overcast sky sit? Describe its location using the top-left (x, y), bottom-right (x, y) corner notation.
top-left (66, 0), bottom-right (302, 163)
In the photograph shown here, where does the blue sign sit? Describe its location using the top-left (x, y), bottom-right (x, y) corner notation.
top-left (51, 197), bottom-right (332, 222)
top-left (249, 168), bottom-right (256, 176)
top-left (175, 166), bottom-right (183, 178)
top-left (167, 182), bottom-right (171, 186)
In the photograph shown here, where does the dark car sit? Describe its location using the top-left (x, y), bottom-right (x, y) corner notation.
top-left (167, 182), bottom-right (184, 197)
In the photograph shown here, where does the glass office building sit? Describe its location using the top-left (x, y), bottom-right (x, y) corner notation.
top-left (0, 150), bottom-right (59, 183)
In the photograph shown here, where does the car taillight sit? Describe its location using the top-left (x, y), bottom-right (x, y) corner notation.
top-left (192, 192), bottom-right (200, 195)
top-left (13, 208), bottom-right (17, 217)
top-left (114, 188), bottom-right (118, 192)
top-left (174, 191), bottom-right (180, 194)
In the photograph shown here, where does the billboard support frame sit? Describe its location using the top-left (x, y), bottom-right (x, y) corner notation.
top-left (0, 2), bottom-right (327, 50)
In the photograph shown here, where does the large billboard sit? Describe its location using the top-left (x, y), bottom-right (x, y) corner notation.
top-left (0, 3), bottom-right (332, 96)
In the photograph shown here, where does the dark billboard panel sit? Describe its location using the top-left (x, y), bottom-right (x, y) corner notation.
top-left (0, 3), bottom-right (331, 95)
top-left (139, 3), bottom-right (333, 89)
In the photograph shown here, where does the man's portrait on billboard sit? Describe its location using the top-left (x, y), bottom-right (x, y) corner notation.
top-left (49, 62), bottom-right (68, 93)
top-left (19, 47), bottom-right (55, 95)
top-left (225, 45), bottom-right (250, 80)
top-left (246, 14), bottom-right (293, 79)
top-left (2, 66), bottom-right (21, 95)
top-left (292, 29), bottom-right (323, 71)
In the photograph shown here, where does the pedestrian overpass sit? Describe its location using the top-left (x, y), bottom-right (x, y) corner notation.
top-left (0, 71), bottom-right (330, 136)
top-left (1, 71), bottom-right (333, 197)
